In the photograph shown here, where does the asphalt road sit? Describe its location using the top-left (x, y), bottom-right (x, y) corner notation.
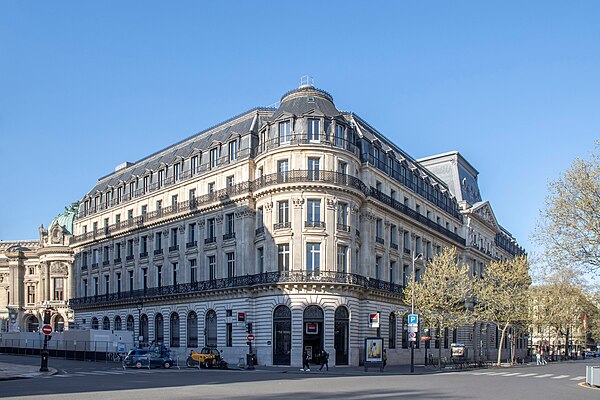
top-left (1, 354), bottom-right (599, 400)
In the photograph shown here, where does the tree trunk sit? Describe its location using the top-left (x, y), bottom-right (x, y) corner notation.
top-left (497, 323), bottom-right (509, 366)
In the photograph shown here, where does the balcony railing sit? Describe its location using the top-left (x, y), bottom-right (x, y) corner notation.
top-left (403, 248), bottom-right (411, 255)
top-left (102, 260), bottom-right (110, 266)
top-left (255, 226), bottom-right (264, 236)
top-left (375, 237), bottom-right (385, 245)
top-left (91, 263), bottom-right (99, 269)
top-left (70, 271), bottom-right (404, 308)
top-left (390, 243), bottom-right (399, 250)
top-left (153, 249), bottom-right (163, 256)
top-left (74, 171), bottom-right (465, 247)
top-left (186, 241), bottom-right (197, 249)
top-left (139, 252), bottom-right (148, 259)
top-left (336, 223), bottom-right (350, 232)
top-left (273, 222), bottom-right (291, 230)
top-left (169, 245), bottom-right (179, 252)
top-left (81, 264), bottom-right (88, 271)
top-left (114, 257), bottom-right (122, 264)
top-left (223, 232), bottom-right (236, 241)
top-left (204, 237), bottom-right (216, 245)
top-left (125, 255), bottom-right (134, 261)
top-left (305, 221), bottom-right (325, 229)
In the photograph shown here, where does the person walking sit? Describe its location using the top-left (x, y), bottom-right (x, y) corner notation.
top-left (536, 352), bottom-right (541, 365)
top-left (319, 349), bottom-right (329, 371)
top-left (301, 350), bottom-right (311, 372)
top-left (382, 349), bottom-right (387, 370)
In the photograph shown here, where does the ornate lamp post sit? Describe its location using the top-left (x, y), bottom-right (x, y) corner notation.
top-left (137, 301), bottom-right (143, 348)
top-left (410, 252), bottom-right (423, 373)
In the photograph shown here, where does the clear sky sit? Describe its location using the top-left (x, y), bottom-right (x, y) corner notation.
top-left (1, 1), bottom-right (598, 258)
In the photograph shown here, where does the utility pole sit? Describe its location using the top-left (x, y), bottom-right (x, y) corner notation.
top-left (410, 252), bottom-right (423, 373)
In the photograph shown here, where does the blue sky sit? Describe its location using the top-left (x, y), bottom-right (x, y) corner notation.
top-left (1, 1), bottom-right (598, 258)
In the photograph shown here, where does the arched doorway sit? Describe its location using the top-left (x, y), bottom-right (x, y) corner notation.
top-left (155, 314), bottom-right (164, 344)
top-left (205, 310), bottom-right (217, 347)
top-left (170, 313), bottom-right (180, 347)
top-left (303, 305), bottom-right (324, 364)
top-left (334, 306), bottom-right (349, 365)
top-left (273, 305), bottom-right (291, 365)
top-left (54, 315), bottom-right (65, 332)
top-left (141, 314), bottom-right (149, 345)
top-left (187, 311), bottom-right (198, 348)
top-left (126, 315), bottom-right (134, 332)
top-left (26, 315), bottom-right (39, 332)
top-left (114, 315), bottom-right (122, 331)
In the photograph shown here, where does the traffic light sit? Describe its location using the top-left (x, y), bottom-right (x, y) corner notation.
top-left (43, 309), bottom-right (52, 325)
top-left (246, 322), bottom-right (253, 333)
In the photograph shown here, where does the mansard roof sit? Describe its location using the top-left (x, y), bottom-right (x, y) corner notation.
top-left (270, 85), bottom-right (341, 120)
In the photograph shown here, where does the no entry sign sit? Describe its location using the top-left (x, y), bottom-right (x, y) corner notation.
top-left (41, 324), bottom-right (52, 335)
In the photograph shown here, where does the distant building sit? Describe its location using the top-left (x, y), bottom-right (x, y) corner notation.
top-left (0, 207), bottom-right (76, 333)
top-left (68, 83), bottom-right (525, 365)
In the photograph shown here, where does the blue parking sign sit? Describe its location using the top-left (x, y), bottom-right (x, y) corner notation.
top-left (408, 314), bottom-right (419, 325)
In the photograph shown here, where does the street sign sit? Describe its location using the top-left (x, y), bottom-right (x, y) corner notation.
top-left (408, 325), bottom-right (418, 333)
top-left (247, 333), bottom-right (255, 341)
top-left (369, 312), bottom-right (380, 328)
top-left (41, 324), bottom-right (52, 335)
top-left (408, 314), bottom-right (419, 326)
top-left (408, 332), bottom-right (417, 341)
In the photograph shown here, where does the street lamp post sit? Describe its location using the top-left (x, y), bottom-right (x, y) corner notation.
top-left (137, 301), bottom-right (143, 348)
top-left (410, 252), bottom-right (423, 373)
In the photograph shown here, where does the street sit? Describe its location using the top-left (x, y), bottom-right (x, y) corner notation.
top-left (0, 355), bottom-right (599, 400)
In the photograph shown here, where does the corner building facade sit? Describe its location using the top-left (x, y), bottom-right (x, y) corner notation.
top-left (70, 85), bottom-right (525, 366)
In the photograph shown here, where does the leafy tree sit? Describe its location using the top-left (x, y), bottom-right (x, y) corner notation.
top-left (534, 144), bottom-right (600, 274)
top-left (474, 255), bottom-right (531, 365)
top-left (404, 247), bottom-right (473, 369)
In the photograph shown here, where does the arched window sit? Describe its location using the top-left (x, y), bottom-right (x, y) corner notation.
top-left (334, 306), bottom-right (349, 365)
top-left (103, 316), bottom-right (110, 330)
top-left (54, 315), bottom-right (65, 332)
top-left (141, 314), bottom-right (149, 345)
top-left (389, 313), bottom-right (396, 349)
top-left (170, 313), bottom-right (180, 347)
top-left (187, 311), bottom-right (198, 348)
top-left (91, 317), bottom-right (99, 330)
top-left (205, 310), bottom-right (217, 347)
top-left (26, 315), bottom-right (39, 332)
top-left (273, 305), bottom-right (291, 365)
top-left (155, 313), bottom-right (164, 344)
top-left (114, 315), bottom-right (122, 331)
top-left (126, 315), bottom-right (134, 332)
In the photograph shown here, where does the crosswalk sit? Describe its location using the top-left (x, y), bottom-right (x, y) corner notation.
top-left (43, 367), bottom-right (193, 379)
top-left (449, 370), bottom-right (585, 382)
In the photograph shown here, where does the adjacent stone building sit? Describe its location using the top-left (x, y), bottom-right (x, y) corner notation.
top-left (68, 83), bottom-right (525, 366)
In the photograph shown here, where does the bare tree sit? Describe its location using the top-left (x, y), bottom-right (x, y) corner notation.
top-left (404, 247), bottom-right (473, 369)
top-left (534, 143), bottom-right (600, 274)
top-left (474, 255), bottom-right (531, 365)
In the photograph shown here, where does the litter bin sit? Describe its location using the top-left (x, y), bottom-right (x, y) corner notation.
top-left (586, 365), bottom-right (600, 387)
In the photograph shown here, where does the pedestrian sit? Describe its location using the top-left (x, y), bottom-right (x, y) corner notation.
top-left (536, 352), bottom-right (541, 365)
top-left (382, 349), bottom-right (387, 370)
top-left (319, 349), bottom-right (329, 371)
top-left (301, 350), bottom-right (310, 372)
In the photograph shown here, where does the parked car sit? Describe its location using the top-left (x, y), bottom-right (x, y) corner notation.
top-left (124, 349), bottom-right (174, 369)
top-left (186, 347), bottom-right (228, 369)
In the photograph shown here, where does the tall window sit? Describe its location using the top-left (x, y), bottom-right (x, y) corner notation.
top-left (53, 278), bottom-right (64, 300)
top-left (335, 124), bottom-right (344, 147)
top-left (116, 272), bottom-right (121, 294)
top-left (172, 262), bottom-right (178, 286)
top-left (278, 200), bottom-right (289, 225)
top-left (307, 118), bottom-right (320, 141)
top-left (142, 268), bottom-right (148, 290)
top-left (170, 313), bottom-right (180, 347)
top-left (210, 147), bottom-right (219, 168)
top-left (155, 232), bottom-right (162, 251)
top-left (226, 252), bottom-right (235, 278)
top-left (278, 244), bottom-right (290, 272)
top-left (156, 265), bottom-right (163, 288)
top-left (389, 313), bottom-right (397, 349)
top-left (337, 245), bottom-right (348, 273)
top-left (189, 259), bottom-right (197, 283)
top-left (277, 159), bottom-right (289, 181)
top-left (308, 157), bottom-right (320, 180)
top-left (337, 202), bottom-right (348, 228)
top-left (188, 223), bottom-right (196, 244)
top-left (279, 121), bottom-right (291, 143)
top-left (104, 275), bottom-right (110, 294)
top-left (158, 170), bottom-right (164, 188)
top-left (375, 256), bottom-right (382, 280)
top-left (257, 247), bottom-right (264, 273)
top-left (337, 160), bottom-right (348, 175)
top-left (206, 218), bottom-right (215, 240)
top-left (191, 155), bottom-right (198, 175)
top-left (307, 199), bottom-right (321, 225)
top-left (27, 286), bottom-right (36, 304)
top-left (225, 213), bottom-right (235, 235)
top-left (208, 255), bottom-right (216, 281)
top-left (375, 218), bottom-right (383, 241)
top-left (226, 175), bottom-right (234, 188)
top-left (128, 270), bottom-right (134, 292)
top-left (306, 243), bottom-right (321, 274)
top-left (170, 227), bottom-right (178, 248)
top-left (228, 140), bottom-right (237, 162)
top-left (187, 312), bottom-right (198, 348)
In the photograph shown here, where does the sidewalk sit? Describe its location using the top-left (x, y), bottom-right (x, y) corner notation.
top-left (252, 363), bottom-right (446, 376)
top-left (0, 361), bottom-right (57, 381)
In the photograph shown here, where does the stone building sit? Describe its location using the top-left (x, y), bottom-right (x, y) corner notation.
top-left (0, 207), bottom-right (76, 333)
top-left (69, 83), bottom-right (525, 366)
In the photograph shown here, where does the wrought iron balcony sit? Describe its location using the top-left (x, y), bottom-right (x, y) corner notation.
top-left (305, 221), bottom-right (325, 228)
top-left (273, 222), bottom-right (291, 230)
top-left (91, 263), bottom-right (99, 269)
top-left (255, 226), bottom-right (264, 236)
top-left (125, 255), bottom-right (134, 261)
top-left (102, 260), bottom-right (110, 266)
top-left (139, 252), bottom-right (148, 259)
top-left (169, 245), bottom-right (179, 252)
top-left (114, 257), bottom-right (122, 264)
top-left (153, 249), bottom-right (163, 256)
top-left (223, 232), bottom-right (236, 241)
top-left (70, 271), bottom-right (404, 308)
top-left (375, 237), bottom-right (385, 245)
top-left (404, 248), bottom-right (411, 255)
top-left (186, 241), bottom-right (197, 249)
top-left (204, 237), bottom-right (216, 245)
top-left (337, 223), bottom-right (350, 232)
top-left (390, 243), bottom-right (399, 250)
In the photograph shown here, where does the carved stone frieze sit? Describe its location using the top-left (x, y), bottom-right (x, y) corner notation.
top-left (215, 215), bottom-right (223, 224)
top-left (293, 198), bottom-right (304, 208)
top-left (326, 198), bottom-right (336, 209)
top-left (263, 202), bottom-right (273, 212)
top-left (50, 262), bottom-right (68, 276)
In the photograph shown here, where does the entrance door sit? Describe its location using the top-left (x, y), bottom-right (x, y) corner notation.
top-left (303, 305), bottom-right (324, 364)
top-left (273, 305), bottom-right (291, 365)
top-left (334, 306), bottom-right (349, 365)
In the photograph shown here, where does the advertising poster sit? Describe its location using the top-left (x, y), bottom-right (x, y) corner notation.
top-left (365, 337), bottom-right (383, 362)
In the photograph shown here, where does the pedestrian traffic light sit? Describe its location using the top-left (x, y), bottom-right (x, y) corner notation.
top-left (246, 322), bottom-right (252, 333)
top-left (43, 309), bottom-right (51, 325)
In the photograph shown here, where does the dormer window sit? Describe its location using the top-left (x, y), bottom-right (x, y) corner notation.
top-left (191, 155), bottom-right (198, 176)
top-left (335, 124), bottom-right (344, 148)
top-left (228, 141), bottom-right (238, 162)
top-left (210, 148), bottom-right (219, 169)
top-left (173, 162), bottom-right (181, 182)
top-left (279, 121), bottom-right (291, 143)
top-left (143, 175), bottom-right (150, 194)
top-left (158, 170), bottom-right (164, 188)
top-left (307, 118), bottom-right (320, 142)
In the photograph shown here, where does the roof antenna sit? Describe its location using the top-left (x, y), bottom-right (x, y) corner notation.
top-left (299, 75), bottom-right (314, 88)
